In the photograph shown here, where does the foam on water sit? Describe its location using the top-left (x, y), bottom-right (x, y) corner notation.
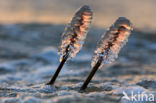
top-left (0, 22), bottom-right (155, 103)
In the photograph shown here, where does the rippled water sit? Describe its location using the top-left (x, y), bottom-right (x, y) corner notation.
top-left (0, 24), bottom-right (155, 103)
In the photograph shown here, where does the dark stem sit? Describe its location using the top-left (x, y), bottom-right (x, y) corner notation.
top-left (46, 54), bottom-right (68, 85)
top-left (80, 57), bottom-right (103, 91)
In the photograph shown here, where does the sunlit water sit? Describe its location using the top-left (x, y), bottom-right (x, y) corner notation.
top-left (0, 24), bottom-right (155, 103)
top-left (0, 0), bottom-right (156, 32)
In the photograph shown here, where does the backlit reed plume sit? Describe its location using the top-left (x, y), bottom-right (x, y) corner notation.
top-left (47, 5), bottom-right (93, 85)
top-left (80, 17), bottom-right (132, 91)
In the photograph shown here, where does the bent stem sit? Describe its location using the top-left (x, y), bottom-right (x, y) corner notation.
top-left (80, 57), bottom-right (103, 91)
top-left (46, 54), bottom-right (68, 85)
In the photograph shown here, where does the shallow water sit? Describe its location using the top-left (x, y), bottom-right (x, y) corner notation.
top-left (0, 24), bottom-right (155, 103)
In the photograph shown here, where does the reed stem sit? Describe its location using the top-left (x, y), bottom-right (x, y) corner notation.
top-left (80, 57), bottom-right (103, 91)
top-left (46, 54), bottom-right (68, 85)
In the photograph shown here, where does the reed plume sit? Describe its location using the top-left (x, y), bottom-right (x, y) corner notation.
top-left (80, 17), bottom-right (132, 91)
top-left (47, 5), bottom-right (93, 85)
top-left (58, 5), bottom-right (93, 61)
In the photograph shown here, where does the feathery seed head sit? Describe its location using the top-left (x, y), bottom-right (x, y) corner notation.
top-left (58, 5), bottom-right (93, 62)
top-left (91, 17), bottom-right (132, 67)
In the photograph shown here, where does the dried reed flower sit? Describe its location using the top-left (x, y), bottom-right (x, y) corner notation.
top-left (91, 17), bottom-right (132, 67)
top-left (47, 5), bottom-right (93, 85)
top-left (58, 5), bottom-right (93, 62)
top-left (80, 17), bottom-right (132, 91)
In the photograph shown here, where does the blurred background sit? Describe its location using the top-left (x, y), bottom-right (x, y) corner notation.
top-left (0, 0), bottom-right (155, 103)
top-left (0, 0), bottom-right (156, 32)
